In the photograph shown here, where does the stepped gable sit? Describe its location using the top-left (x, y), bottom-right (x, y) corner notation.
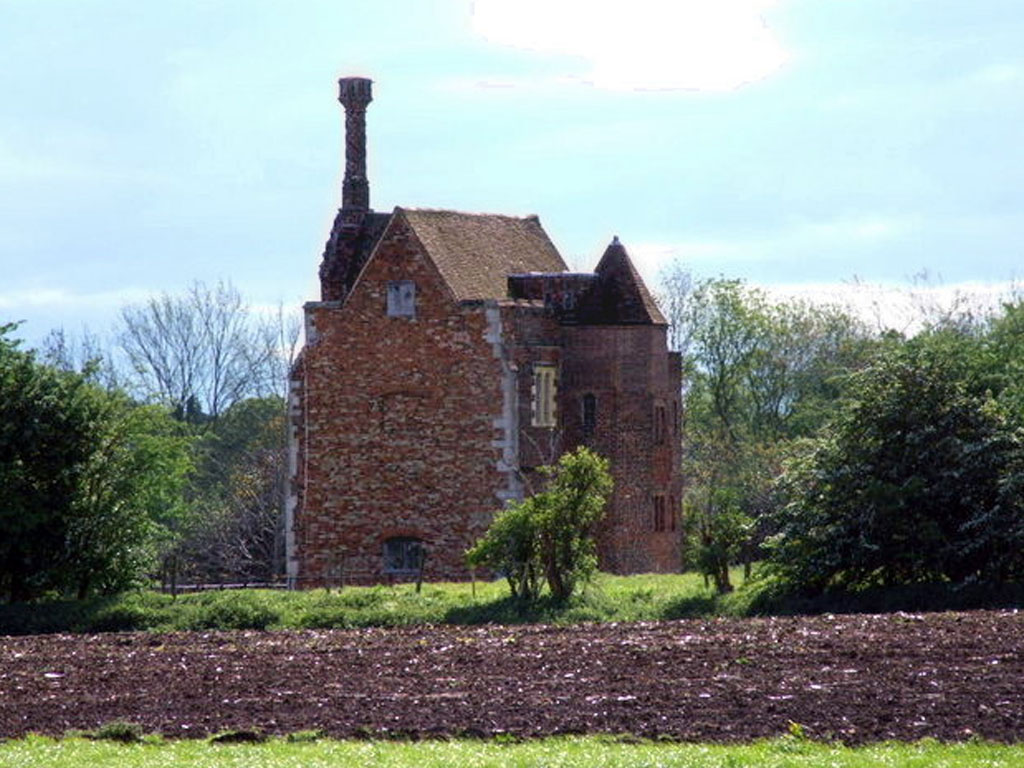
top-left (578, 236), bottom-right (666, 325)
top-left (398, 208), bottom-right (568, 301)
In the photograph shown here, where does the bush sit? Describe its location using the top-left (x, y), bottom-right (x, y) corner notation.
top-left (467, 447), bottom-right (612, 601)
top-left (769, 333), bottom-right (1024, 592)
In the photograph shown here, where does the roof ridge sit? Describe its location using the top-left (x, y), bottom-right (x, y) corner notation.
top-left (398, 206), bottom-right (541, 220)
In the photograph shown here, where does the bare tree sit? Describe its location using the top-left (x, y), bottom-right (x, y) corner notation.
top-left (657, 259), bottom-right (694, 357)
top-left (40, 326), bottom-right (124, 390)
top-left (118, 281), bottom-right (289, 422)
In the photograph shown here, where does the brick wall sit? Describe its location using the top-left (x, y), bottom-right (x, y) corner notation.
top-left (561, 324), bottom-right (683, 573)
top-left (293, 218), bottom-right (508, 586)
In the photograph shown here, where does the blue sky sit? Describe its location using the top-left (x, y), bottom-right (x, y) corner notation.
top-left (2, 0), bottom-right (1022, 347)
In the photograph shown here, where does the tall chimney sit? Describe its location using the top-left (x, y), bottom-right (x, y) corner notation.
top-left (338, 77), bottom-right (373, 210)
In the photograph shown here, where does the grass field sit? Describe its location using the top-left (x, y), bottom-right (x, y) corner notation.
top-left (0, 570), bottom-right (746, 635)
top-left (1, 568), bottom-right (1021, 635)
top-left (2, 734), bottom-right (1022, 768)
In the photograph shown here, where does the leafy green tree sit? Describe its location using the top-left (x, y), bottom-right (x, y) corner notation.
top-left (0, 324), bottom-right (193, 602)
top-left (64, 398), bottom-right (193, 598)
top-left (1, 325), bottom-right (97, 601)
top-left (684, 485), bottom-right (752, 593)
top-left (769, 331), bottom-right (1024, 592)
top-left (987, 297), bottom-right (1024, 424)
top-left (675, 279), bottom-right (872, 590)
top-left (467, 447), bottom-right (613, 601)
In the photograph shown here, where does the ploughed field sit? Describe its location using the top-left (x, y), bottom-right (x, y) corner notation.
top-left (1, 611), bottom-right (1021, 744)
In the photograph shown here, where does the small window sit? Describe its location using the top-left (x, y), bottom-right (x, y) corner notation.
top-left (653, 495), bottom-right (666, 532)
top-left (669, 495), bottom-right (677, 531)
top-left (582, 393), bottom-right (597, 437)
top-left (653, 404), bottom-right (667, 444)
top-left (532, 365), bottom-right (557, 428)
top-left (387, 280), bottom-right (416, 317)
top-left (383, 536), bottom-right (425, 573)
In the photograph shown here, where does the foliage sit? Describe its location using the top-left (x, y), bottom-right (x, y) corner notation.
top-left (768, 330), bottom-right (1024, 592)
top-left (0, 570), bottom-right (750, 634)
top-left (44, 280), bottom-right (298, 586)
top-left (467, 447), bottom-right (612, 601)
top-left (683, 486), bottom-right (752, 594)
top-left (4, 566), bottom-right (1023, 635)
top-left (0, 324), bottom-right (192, 602)
top-left (464, 499), bottom-right (541, 600)
top-left (169, 396), bottom-right (288, 585)
top-left (672, 277), bottom-right (873, 592)
top-left (64, 398), bottom-right (193, 598)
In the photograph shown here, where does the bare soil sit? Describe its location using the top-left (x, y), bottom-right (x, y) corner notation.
top-left (1, 611), bottom-right (1022, 743)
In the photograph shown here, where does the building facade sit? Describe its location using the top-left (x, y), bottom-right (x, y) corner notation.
top-left (286, 79), bottom-right (682, 586)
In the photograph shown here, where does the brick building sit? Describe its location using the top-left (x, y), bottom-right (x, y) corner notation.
top-left (286, 78), bottom-right (682, 586)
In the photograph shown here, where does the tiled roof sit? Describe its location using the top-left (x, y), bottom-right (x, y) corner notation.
top-left (399, 208), bottom-right (567, 301)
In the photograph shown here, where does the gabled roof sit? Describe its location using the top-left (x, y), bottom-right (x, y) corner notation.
top-left (398, 208), bottom-right (567, 301)
top-left (579, 237), bottom-right (667, 325)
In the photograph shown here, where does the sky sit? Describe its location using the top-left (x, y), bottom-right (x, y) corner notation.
top-left (1, 0), bottom-right (1022, 348)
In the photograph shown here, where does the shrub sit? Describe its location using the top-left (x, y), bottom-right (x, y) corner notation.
top-left (467, 447), bottom-right (612, 601)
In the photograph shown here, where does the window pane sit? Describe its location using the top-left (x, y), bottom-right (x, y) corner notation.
top-left (387, 281), bottom-right (416, 316)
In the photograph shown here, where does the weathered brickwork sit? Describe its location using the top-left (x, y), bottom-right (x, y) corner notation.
top-left (560, 324), bottom-right (683, 573)
top-left (287, 77), bottom-right (683, 586)
top-left (292, 216), bottom-right (510, 585)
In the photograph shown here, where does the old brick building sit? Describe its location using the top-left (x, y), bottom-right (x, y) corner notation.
top-left (286, 78), bottom-right (682, 586)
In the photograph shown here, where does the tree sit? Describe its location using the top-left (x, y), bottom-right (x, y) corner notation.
top-left (0, 324), bottom-right (192, 602)
top-left (1, 325), bottom-right (97, 601)
top-left (672, 278), bottom-right (872, 590)
top-left (64, 398), bottom-right (193, 598)
top-left (118, 280), bottom-right (296, 423)
top-left (467, 447), bottom-right (613, 601)
top-left (768, 331), bottom-right (1024, 592)
top-left (173, 396), bottom-right (288, 584)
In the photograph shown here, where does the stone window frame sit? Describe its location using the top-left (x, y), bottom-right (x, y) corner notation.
top-left (532, 364), bottom-right (557, 428)
top-left (386, 280), bottom-right (416, 317)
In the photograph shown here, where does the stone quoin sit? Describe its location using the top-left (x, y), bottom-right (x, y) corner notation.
top-left (287, 77), bottom-right (683, 586)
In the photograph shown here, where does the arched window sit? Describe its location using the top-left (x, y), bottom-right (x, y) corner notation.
top-left (383, 537), bottom-right (425, 573)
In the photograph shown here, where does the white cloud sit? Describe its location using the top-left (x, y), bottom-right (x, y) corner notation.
top-left (760, 278), bottom-right (1021, 333)
top-left (471, 0), bottom-right (788, 91)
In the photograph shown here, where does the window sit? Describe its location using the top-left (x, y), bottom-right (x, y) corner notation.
top-left (653, 495), bottom-right (666, 532)
top-left (653, 404), bottom-right (667, 444)
top-left (669, 495), bottom-right (677, 531)
top-left (387, 280), bottom-right (416, 317)
top-left (532, 365), bottom-right (557, 427)
top-left (582, 393), bottom-right (597, 437)
top-left (383, 536), bottom-right (425, 573)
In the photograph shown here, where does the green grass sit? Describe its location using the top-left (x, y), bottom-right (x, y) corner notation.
top-left (1, 569), bottom-right (1021, 636)
top-left (0, 570), bottom-right (743, 635)
top-left (2, 734), bottom-right (1022, 767)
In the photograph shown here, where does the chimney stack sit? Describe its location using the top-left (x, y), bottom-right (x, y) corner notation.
top-left (338, 77), bottom-right (373, 210)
